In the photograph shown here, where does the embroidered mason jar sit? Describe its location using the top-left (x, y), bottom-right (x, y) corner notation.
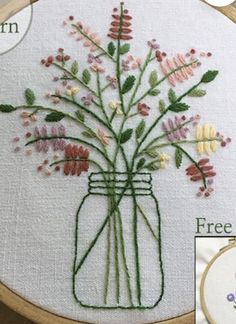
top-left (73, 172), bottom-right (164, 309)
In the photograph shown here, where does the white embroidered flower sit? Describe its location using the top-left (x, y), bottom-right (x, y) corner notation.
top-left (109, 100), bottom-right (123, 115)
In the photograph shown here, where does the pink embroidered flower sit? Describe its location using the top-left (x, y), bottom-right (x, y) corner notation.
top-left (147, 39), bottom-right (160, 50)
top-left (51, 125), bottom-right (66, 151)
top-left (41, 56), bottom-right (54, 67)
top-left (81, 94), bottom-right (93, 106)
top-left (159, 53), bottom-right (196, 87)
top-left (63, 144), bottom-right (90, 176)
top-left (162, 116), bottom-right (189, 142)
top-left (87, 53), bottom-right (102, 64)
top-left (138, 103), bottom-right (150, 116)
top-left (33, 125), bottom-right (66, 153)
top-left (106, 75), bottom-right (118, 89)
top-left (122, 56), bottom-right (142, 71)
top-left (74, 22), bottom-right (102, 52)
top-left (108, 5), bottom-right (133, 40)
top-left (90, 63), bottom-right (105, 73)
top-left (98, 128), bottom-right (109, 145)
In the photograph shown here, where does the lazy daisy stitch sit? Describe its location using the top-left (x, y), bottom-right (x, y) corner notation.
top-left (0, 2), bottom-right (231, 309)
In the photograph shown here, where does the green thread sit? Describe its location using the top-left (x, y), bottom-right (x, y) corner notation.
top-left (26, 137), bottom-right (114, 167)
top-left (113, 209), bottom-right (120, 304)
top-left (0, 1), bottom-right (223, 310)
top-left (53, 62), bottom-right (99, 97)
top-left (72, 24), bottom-right (116, 63)
top-left (104, 216), bottom-right (111, 304)
top-left (172, 143), bottom-right (207, 189)
top-left (116, 209), bottom-right (134, 306)
top-left (137, 204), bottom-right (159, 242)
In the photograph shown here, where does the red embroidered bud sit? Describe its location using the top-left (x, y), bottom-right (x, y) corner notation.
top-left (108, 4), bottom-right (133, 40)
top-left (63, 144), bottom-right (90, 176)
top-left (137, 103), bottom-right (150, 116)
top-left (186, 159), bottom-right (216, 182)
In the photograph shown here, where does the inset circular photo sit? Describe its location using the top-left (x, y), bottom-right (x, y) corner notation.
top-left (0, 3), bottom-right (33, 55)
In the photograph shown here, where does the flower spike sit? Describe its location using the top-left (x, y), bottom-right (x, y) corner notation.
top-left (108, 3), bottom-right (133, 40)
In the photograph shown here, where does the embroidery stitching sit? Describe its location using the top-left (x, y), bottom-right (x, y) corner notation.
top-left (0, 2), bottom-right (231, 309)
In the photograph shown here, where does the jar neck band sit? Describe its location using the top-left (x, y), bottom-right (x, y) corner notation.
top-left (88, 172), bottom-right (153, 196)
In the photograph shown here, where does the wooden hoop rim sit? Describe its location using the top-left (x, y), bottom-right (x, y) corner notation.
top-left (0, 2), bottom-right (235, 324)
top-left (0, 282), bottom-right (194, 324)
top-left (200, 243), bottom-right (236, 324)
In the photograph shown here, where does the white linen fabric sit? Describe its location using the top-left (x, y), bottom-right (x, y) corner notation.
top-left (196, 238), bottom-right (236, 324)
top-left (0, 1), bottom-right (236, 323)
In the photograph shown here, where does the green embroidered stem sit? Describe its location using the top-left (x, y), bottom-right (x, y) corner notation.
top-left (137, 204), bottom-right (159, 242)
top-left (74, 172), bottom-right (137, 275)
top-left (131, 186), bottom-right (141, 305)
top-left (55, 95), bottom-right (113, 134)
top-left (113, 209), bottom-right (120, 304)
top-left (96, 72), bottom-right (111, 126)
top-left (104, 215), bottom-right (111, 304)
top-left (25, 136), bottom-right (114, 167)
top-left (29, 108), bottom-right (39, 117)
top-left (130, 76), bottom-right (207, 169)
top-left (131, 61), bottom-right (197, 108)
top-left (173, 143), bottom-right (207, 188)
top-left (127, 49), bottom-right (153, 113)
top-left (146, 138), bottom-right (220, 151)
top-left (53, 62), bottom-right (99, 97)
top-left (116, 209), bottom-right (134, 306)
top-left (116, 3), bottom-right (125, 116)
top-left (72, 24), bottom-right (116, 63)
top-left (15, 105), bottom-right (79, 124)
top-left (101, 83), bottom-right (111, 93)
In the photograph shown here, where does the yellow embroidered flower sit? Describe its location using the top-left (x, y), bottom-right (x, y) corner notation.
top-left (71, 87), bottom-right (80, 95)
top-left (196, 124), bottom-right (218, 155)
top-left (66, 87), bottom-right (80, 97)
top-left (109, 100), bottom-right (123, 115)
top-left (66, 89), bottom-right (72, 96)
top-left (159, 153), bottom-right (171, 169)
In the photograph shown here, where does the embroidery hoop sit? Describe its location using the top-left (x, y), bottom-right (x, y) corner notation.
top-left (0, 2), bottom-right (235, 324)
top-left (200, 238), bottom-right (236, 324)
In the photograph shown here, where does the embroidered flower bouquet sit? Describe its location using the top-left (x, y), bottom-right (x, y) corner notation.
top-left (0, 2), bottom-right (230, 310)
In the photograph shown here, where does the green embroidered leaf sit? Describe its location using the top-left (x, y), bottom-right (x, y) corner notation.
top-left (169, 102), bottom-right (189, 112)
top-left (149, 70), bottom-right (158, 88)
top-left (168, 88), bottom-right (177, 103)
top-left (137, 158), bottom-right (146, 170)
top-left (45, 111), bottom-right (65, 122)
top-left (82, 129), bottom-right (96, 138)
top-left (135, 120), bottom-right (145, 139)
top-left (25, 88), bottom-right (36, 106)
top-left (82, 69), bottom-right (91, 85)
top-left (75, 110), bottom-right (85, 123)
top-left (159, 99), bottom-right (166, 114)
top-left (121, 76), bottom-right (136, 94)
top-left (175, 148), bottom-right (183, 169)
top-left (119, 43), bottom-right (130, 55)
top-left (108, 42), bottom-right (116, 56)
top-left (148, 89), bottom-right (160, 96)
top-left (201, 70), bottom-right (219, 83)
top-left (146, 148), bottom-right (159, 158)
top-left (0, 104), bottom-right (16, 113)
top-left (146, 161), bottom-right (160, 171)
top-left (71, 61), bottom-right (79, 75)
top-left (188, 88), bottom-right (206, 97)
top-left (120, 128), bottom-right (133, 144)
